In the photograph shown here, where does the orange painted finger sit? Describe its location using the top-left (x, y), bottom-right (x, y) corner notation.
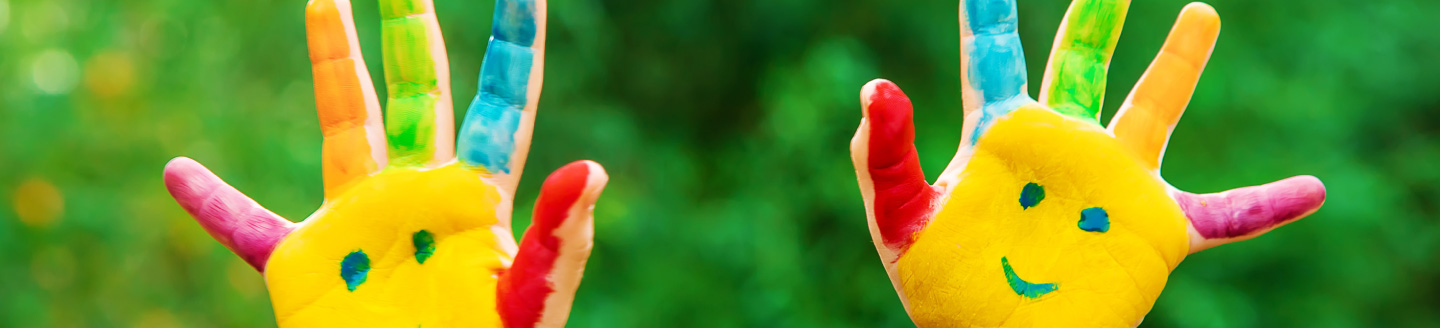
top-left (1108, 3), bottom-right (1220, 171)
top-left (306, 0), bottom-right (387, 199)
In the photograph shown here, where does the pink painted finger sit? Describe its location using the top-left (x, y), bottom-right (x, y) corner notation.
top-left (498, 160), bottom-right (607, 328)
top-left (1174, 175), bottom-right (1326, 253)
top-left (163, 157), bottom-right (297, 272)
top-left (852, 79), bottom-right (940, 257)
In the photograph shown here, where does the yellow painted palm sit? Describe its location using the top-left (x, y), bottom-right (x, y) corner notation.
top-left (849, 1), bottom-right (1326, 327)
top-left (163, 0), bottom-right (608, 327)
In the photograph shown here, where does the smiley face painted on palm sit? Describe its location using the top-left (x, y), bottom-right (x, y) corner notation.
top-left (265, 166), bottom-right (512, 327)
top-left (897, 106), bottom-right (1189, 327)
top-left (163, 0), bottom-right (612, 327)
top-left (851, 1), bottom-right (1326, 327)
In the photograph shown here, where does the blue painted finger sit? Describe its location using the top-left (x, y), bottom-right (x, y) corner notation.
top-left (962, 0), bottom-right (1032, 144)
top-left (458, 0), bottom-right (541, 174)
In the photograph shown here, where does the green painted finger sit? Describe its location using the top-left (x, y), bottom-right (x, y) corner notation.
top-left (1038, 0), bottom-right (1130, 124)
top-left (380, 0), bottom-right (454, 167)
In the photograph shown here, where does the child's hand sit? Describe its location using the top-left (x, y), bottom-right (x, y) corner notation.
top-left (163, 0), bottom-right (607, 327)
top-left (850, 1), bottom-right (1325, 326)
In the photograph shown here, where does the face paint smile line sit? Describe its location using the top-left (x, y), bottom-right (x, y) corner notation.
top-left (1001, 256), bottom-right (1057, 298)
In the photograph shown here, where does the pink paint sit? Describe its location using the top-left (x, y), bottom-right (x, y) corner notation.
top-left (1174, 175), bottom-right (1326, 240)
top-left (163, 157), bottom-right (296, 272)
top-left (498, 161), bottom-right (588, 328)
top-left (865, 80), bottom-right (940, 255)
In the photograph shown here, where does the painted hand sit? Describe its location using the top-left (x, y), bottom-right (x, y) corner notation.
top-left (850, 1), bottom-right (1326, 327)
top-left (162, 0), bottom-right (607, 327)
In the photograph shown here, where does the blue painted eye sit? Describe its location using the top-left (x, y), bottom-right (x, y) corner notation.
top-left (1078, 207), bottom-right (1110, 233)
top-left (1019, 182), bottom-right (1045, 209)
top-left (340, 250), bottom-right (371, 292)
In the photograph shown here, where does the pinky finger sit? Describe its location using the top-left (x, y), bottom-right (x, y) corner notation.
top-left (497, 160), bottom-right (607, 328)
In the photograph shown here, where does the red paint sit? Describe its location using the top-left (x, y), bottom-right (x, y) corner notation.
top-left (1175, 175), bottom-right (1326, 239)
top-left (865, 81), bottom-right (940, 255)
top-left (163, 157), bottom-right (295, 272)
top-left (498, 161), bottom-right (589, 328)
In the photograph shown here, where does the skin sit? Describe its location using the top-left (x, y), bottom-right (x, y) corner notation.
top-left (163, 0), bottom-right (606, 327)
top-left (851, 2), bottom-right (1327, 327)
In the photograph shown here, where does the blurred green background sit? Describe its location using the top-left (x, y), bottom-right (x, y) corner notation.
top-left (2, 0), bottom-right (1438, 326)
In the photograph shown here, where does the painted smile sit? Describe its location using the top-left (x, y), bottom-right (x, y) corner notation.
top-left (1001, 256), bottom-right (1057, 298)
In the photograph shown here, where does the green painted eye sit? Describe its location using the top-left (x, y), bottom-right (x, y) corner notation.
top-left (413, 230), bottom-right (436, 264)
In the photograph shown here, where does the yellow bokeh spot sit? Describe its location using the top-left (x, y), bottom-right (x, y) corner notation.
top-left (264, 164), bottom-right (509, 328)
top-left (131, 309), bottom-right (182, 328)
top-left (13, 177), bottom-right (64, 228)
top-left (898, 106), bottom-right (1189, 327)
top-left (84, 50), bottom-right (137, 99)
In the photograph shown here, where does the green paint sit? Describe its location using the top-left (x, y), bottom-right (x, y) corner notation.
top-left (1042, 0), bottom-right (1127, 124)
top-left (381, 14), bottom-right (441, 164)
top-left (1002, 257), bottom-right (1057, 298)
top-left (413, 230), bottom-right (435, 264)
top-left (379, 0), bottom-right (428, 20)
top-left (1019, 182), bottom-right (1045, 209)
top-left (385, 94), bottom-right (438, 165)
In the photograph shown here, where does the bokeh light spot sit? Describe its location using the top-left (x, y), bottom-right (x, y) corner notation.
top-left (132, 309), bottom-right (182, 328)
top-left (13, 177), bottom-right (64, 228)
top-left (31, 49), bottom-right (79, 95)
top-left (83, 50), bottom-right (136, 98)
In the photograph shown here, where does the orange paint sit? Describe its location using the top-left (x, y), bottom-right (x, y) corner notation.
top-left (1110, 4), bottom-right (1221, 170)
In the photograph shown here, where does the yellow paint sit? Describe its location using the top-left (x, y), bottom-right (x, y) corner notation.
top-left (265, 164), bottom-right (509, 327)
top-left (898, 105), bottom-right (1189, 327)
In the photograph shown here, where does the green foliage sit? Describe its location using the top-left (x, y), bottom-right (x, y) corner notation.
top-left (1, 0), bottom-right (1438, 326)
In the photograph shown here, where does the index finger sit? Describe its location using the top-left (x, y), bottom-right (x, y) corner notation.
top-left (306, 0), bottom-right (387, 199)
top-left (1038, 0), bottom-right (1130, 124)
top-left (1109, 3), bottom-right (1221, 171)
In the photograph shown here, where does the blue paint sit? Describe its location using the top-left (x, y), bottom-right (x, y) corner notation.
top-left (459, 39), bottom-right (533, 173)
top-left (340, 250), bottom-right (371, 292)
top-left (491, 0), bottom-right (537, 47)
top-left (1002, 256), bottom-right (1057, 298)
top-left (413, 230), bottom-right (436, 264)
top-left (1019, 182), bottom-right (1045, 209)
top-left (1078, 207), bottom-right (1110, 233)
top-left (459, 0), bottom-right (538, 173)
top-left (970, 95), bottom-right (1029, 145)
top-left (964, 0), bottom-right (1031, 144)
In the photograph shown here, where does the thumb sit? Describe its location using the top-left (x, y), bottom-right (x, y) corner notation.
top-left (1176, 175), bottom-right (1327, 253)
top-left (498, 160), bottom-right (608, 328)
top-left (163, 157), bottom-right (295, 272)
